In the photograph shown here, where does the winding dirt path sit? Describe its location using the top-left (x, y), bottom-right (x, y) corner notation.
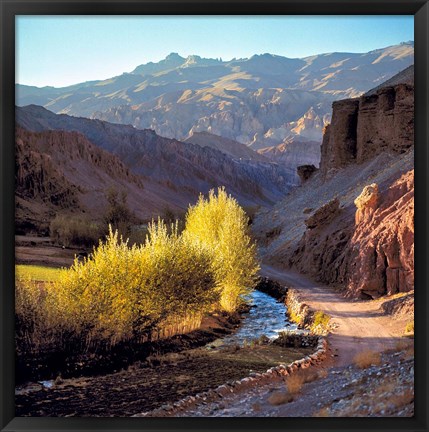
top-left (261, 264), bottom-right (405, 366)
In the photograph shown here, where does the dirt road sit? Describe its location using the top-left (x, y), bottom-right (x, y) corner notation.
top-left (261, 264), bottom-right (406, 366)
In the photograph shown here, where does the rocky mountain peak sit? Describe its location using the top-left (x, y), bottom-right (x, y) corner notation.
top-left (165, 52), bottom-right (184, 61)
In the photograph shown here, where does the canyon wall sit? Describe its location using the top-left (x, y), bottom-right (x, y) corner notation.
top-left (288, 81), bottom-right (414, 299)
top-left (320, 83), bottom-right (414, 178)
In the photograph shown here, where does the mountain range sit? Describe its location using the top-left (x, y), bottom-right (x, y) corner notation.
top-left (16, 42), bottom-right (414, 156)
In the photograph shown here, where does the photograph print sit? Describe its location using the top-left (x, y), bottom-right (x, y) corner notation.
top-left (14, 14), bottom-right (414, 418)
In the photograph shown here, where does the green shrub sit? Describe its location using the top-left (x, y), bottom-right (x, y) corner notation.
top-left (50, 214), bottom-right (102, 247)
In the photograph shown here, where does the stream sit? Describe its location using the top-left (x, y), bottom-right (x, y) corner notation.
top-left (209, 290), bottom-right (298, 348)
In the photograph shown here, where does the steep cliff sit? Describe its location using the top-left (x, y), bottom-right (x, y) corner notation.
top-left (15, 127), bottom-right (152, 233)
top-left (320, 83), bottom-right (413, 177)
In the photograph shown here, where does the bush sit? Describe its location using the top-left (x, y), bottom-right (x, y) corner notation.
top-left (18, 221), bottom-right (220, 355)
top-left (353, 350), bottom-right (381, 369)
top-left (311, 311), bottom-right (331, 332)
top-left (50, 214), bottom-right (102, 247)
top-left (15, 277), bottom-right (69, 355)
top-left (404, 321), bottom-right (414, 335)
top-left (17, 188), bottom-right (259, 360)
top-left (183, 187), bottom-right (260, 312)
top-left (104, 188), bottom-right (135, 236)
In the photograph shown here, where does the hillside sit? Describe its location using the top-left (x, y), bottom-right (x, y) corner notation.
top-left (16, 43), bottom-right (414, 151)
top-left (16, 105), bottom-right (298, 230)
top-left (184, 131), bottom-right (267, 162)
top-left (253, 67), bottom-right (414, 300)
top-left (15, 127), bottom-right (184, 233)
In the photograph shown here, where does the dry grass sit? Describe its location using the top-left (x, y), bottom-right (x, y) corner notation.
top-left (282, 367), bottom-right (321, 395)
top-left (313, 407), bottom-right (330, 417)
top-left (16, 264), bottom-right (62, 282)
top-left (403, 344), bottom-right (414, 360)
top-left (285, 372), bottom-right (305, 394)
top-left (318, 369), bottom-right (328, 379)
top-left (267, 391), bottom-right (293, 406)
top-left (389, 389), bottom-right (414, 408)
top-left (392, 339), bottom-right (414, 359)
top-left (353, 350), bottom-right (382, 369)
top-left (394, 339), bottom-right (412, 352)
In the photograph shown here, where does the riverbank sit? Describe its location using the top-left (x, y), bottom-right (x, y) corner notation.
top-left (16, 307), bottom-right (244, 385)
top-left (16, 286), bottom-right (314, 417)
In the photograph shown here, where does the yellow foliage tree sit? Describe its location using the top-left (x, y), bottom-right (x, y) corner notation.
top-left (183, 187), bottom-right (260, 312)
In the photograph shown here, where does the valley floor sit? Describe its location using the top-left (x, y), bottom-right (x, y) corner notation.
top-left (148, 264), bottom-right (414, 417)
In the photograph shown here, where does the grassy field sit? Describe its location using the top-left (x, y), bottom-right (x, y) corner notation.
top-left (16, 264), bottom-right (62, 282)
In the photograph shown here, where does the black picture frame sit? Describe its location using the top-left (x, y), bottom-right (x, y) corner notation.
top-left (1, 1), bottom-right (428, 431)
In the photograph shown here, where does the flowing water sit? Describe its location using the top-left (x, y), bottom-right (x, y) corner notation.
top-left (210, 290), bottom-right (298, 348)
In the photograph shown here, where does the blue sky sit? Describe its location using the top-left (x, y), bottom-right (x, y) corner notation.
top-left (16, 15), bottom-right (414, 88)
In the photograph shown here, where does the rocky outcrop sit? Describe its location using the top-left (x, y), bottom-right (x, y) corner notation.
top-left (354, 183), bottom-right (379, 224)
top-left (320, 99), bottom-right (359, 175)
top-left (290, 170), bottom-right (414, 299)
top-left (15, 132), bottom-right (79, 207)
top-left (320, 83), bottom-right (414, 177)
top-left (289, 198), bottom-right (353, 286)
top-left (304, 198), bottom-right (341, 229)
top-left (346, 170), bottom-right (414, 298)
top-left (297, 165), bottom-right (318, 182)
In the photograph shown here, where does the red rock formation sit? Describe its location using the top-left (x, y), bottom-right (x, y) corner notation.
top-left (347, 170), bottom-right (414, 298)
top-left (320, 83), bottom-right (414, 177)
top-left (354, 183), bottom-right (379, 224)
top-left (319, 100), bottom-right (359, 176)
top-left (290, 170), bottom-right (414, 299)
top-left (304, 198), bottom-right (341, 230)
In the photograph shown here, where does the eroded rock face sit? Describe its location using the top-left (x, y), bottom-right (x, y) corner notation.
top-left (290, 171), bottom-right (414, 299)
top-left (320, 100), bottom-right (359, 176)
top-left (289, 198), bottom-right (352, 286)
top-left (304, 198), bottom-right (341, 230)
top-left (347, 171), bottom-right (414, 298)
top-left (320, 84), bottom-right (414, 177)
